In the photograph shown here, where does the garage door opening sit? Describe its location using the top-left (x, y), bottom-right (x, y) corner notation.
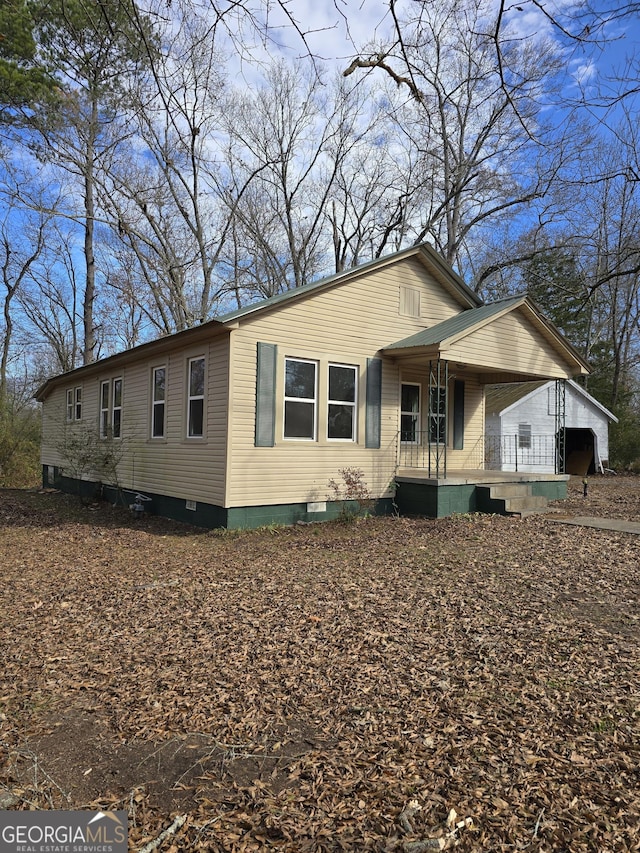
top-left (563, 427), bottom-right (597, 475)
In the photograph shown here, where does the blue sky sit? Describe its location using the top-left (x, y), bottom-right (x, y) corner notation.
top-left (252, 0), bottom-right (640, 104)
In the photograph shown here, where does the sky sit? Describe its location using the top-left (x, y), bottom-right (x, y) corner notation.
top-left (242, 0), bottom-right (640, 108)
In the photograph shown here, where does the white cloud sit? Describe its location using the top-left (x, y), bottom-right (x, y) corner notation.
top-left (248, 0), bottom-right (394, 64)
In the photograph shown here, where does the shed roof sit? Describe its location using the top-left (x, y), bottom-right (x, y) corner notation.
top-left (485, 379), bottom-right (618, 422)
top-left (485, 381), bottom-right (548, 413)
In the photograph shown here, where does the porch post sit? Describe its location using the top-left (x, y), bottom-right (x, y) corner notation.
top-left (428, 359), bottom-right (448, 478)
top-left (555, 379), bottom-right (566, 474)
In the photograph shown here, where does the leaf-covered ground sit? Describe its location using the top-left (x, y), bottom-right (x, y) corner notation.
top-left (0, 477), bottom-right (638, 851)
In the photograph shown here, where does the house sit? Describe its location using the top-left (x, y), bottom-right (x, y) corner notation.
top-left (36, 244), bottom-right (590, 527)
top-left (485, 380), bottom-right (617, 475)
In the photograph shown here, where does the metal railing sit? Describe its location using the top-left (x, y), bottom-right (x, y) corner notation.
top-left (484, 434), bottom-right (559, 472)
top-left (397, 431), bottom-right (446, 476)
top-left (398, 432), bottom-right (561, 474)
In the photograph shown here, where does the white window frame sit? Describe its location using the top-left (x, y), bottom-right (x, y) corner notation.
top-left (66, 387), bottom-right (82, 422)
top-left (400, 382), bottom-right (421, 444)
top-left (151, 366), bottom-right (166, 438)
top-left (112, 378), bottom-right (122, 439)
top-left (187, 356), bottom-right (205, 438)
top-left (100, 378), bottom-right (123, 439)
top-left (327, 363), bottom-right (357, 442)
top-left (100, 380), bottom-right (110, 438)
top-left (518, 423), bottom-right (532, 449)
top-left (284, 357), bottom-right (317, 441)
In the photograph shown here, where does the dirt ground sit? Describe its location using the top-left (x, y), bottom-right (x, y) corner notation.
top-left (0, 475), bottom-right (638, 851)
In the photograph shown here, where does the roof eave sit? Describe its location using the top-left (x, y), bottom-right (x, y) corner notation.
top-left (35, 318), bottom-right (231, 402)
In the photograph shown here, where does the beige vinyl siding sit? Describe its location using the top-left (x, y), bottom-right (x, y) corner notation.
top-left (236, 259), bottom-right (463, 358)
top-left (41, 335), bottom-right (230, 505)
top-left (446, 312), bottom-right (572, 378)
top-left (41, 383), bottom-right (94, 469)
top-left (448, 377), bottom-right (484, 467)
top-left (228, 345), bottom-right (399, 506)
top-left (225, 261), bottom-right (460, 507)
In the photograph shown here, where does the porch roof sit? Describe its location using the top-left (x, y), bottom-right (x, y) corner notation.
top-left (382, 295), bottom-right (590, 380)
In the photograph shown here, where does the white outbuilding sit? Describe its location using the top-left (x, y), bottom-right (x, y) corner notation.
top-left (485, 380), bottom-right (618, 475)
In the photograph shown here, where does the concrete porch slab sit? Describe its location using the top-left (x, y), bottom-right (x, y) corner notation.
top-left (395, 468), bottom-right (570, 487)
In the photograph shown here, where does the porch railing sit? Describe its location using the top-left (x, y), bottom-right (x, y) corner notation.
top-left (397, 432), bottom-right (447, 475)
top-left (484, 434), bottom-right (559, 472)
top-left (398, 433), bottom-right (561, 473)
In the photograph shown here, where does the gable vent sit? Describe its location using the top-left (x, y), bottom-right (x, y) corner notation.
top-left (400, 285), bottom-right (421, 318)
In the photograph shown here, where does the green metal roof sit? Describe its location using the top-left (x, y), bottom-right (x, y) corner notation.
top-left (384, 296), bottom-right (524, 351)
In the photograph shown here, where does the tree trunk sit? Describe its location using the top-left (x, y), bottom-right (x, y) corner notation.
top-left (82, 95), bottom-right (98, 365)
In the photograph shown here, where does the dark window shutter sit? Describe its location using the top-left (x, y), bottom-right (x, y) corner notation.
top-left (453, 379), bottom-right (465, 450)
top-left (365, 357), bottom-right (382, 449)
top-left (255, 342), bottom-right (277, 446)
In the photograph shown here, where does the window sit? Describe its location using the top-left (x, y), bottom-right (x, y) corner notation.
top-left (112, 378), bottom-right (122, 438)
top-left (328, 364), bottom-right (357, 441)
top-left (100, 378), bottom-right (123, 439)
top-left (100, 381), bottom-right (110, 438)
top-left (429, 386), bottom-right (447, 444)
top-left (518, 423), bottom-right (532, 449)
top-left (66, 387), bottom-right (82, 421)
top-left (152, 366), bottom-right (166, 438)
top-left (187, 357), bottom-right (205, 437)
top-left (401, 383), bottom-right (420, 443)
top-left (284, 358), bottom-right (317, 439)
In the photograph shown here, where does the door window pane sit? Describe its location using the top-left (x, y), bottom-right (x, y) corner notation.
top-left (401, 383), bottom-right (420, 443)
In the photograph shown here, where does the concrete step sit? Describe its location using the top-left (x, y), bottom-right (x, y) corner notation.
top-left (485, 483), bottom-right (532, 499)
top-left (503, 495), bottom-right (549, 512)
top-left (476, 483), bottom-right (550, 516)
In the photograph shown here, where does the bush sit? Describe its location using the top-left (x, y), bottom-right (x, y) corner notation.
top-left (327, 467), bottom-right (374, 521)
top-left (609, 409), bottom-right (640, 471)
top-left (0, 404), bottom-right (41, 488)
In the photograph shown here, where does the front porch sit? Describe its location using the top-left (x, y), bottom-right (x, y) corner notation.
top-left (380, 294), bottom-right (590, 518)
top-left (394, 468), bottom-right (569, 518)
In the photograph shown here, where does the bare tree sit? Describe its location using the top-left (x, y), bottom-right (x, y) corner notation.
top-left (222, 63), bottom-right (393, 299)
top-left (0, 205), bottom-right (48, 405)
top-left (18, 224), bottom-right (85, 373)
top-left (100, 10), bottom-right (261, 330)
top-left (344, 0), bottom-right (586, 273)
top-left (27, 0), bottom-right (153, 363)
top-left (487, 0), bottom-right (640, 112)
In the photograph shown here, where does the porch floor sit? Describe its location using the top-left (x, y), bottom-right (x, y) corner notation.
top-left (396, 468), bottom-right (569, 486)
